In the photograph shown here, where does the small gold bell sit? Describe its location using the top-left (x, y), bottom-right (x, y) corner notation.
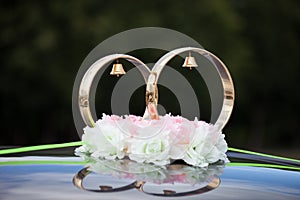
top-left (182, 52), bottom-right (198, 70)
top-left (110, 60), bottom-right (126, 77)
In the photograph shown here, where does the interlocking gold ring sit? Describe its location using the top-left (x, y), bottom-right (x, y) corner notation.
top-left (152, 47), bottom-right (234, 130)
top-left (78, 54), bottom-right (151, 127)
top-left (78, 47), bottom-right (234, 130)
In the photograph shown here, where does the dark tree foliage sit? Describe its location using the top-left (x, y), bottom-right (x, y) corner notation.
top-left (0, 0), bottom-right (299, 155)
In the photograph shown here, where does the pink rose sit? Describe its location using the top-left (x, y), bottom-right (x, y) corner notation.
top-left (114, 115), bottom-right (169, 139)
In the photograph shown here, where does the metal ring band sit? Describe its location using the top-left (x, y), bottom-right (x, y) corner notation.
top-left (138, 175), bottom-right (220, 197)
top-left (152, 47), bottom-right (234, 130)
top-left (144, 71), bottom-right (159, 120)
top-left (78, 54), bottom-right (151, 127)
top-left (73, 167), bottom-right (137, 192)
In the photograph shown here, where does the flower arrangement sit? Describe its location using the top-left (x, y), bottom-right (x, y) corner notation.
top-left (75, 48), bottom-right (234, 169)
top-left (75, 114), bottom-right (228, 167)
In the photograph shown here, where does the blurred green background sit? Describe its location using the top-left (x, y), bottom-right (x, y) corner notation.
top-left (1, 0), bottom-right (299, 158)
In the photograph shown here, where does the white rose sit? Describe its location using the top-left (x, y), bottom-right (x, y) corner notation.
top-left (183, 122), bottom-right (228, 167)
top-left (80, 119), bottom-right (126, 160)
top-left (214, 133), bottom-right (229, 162)
top-left (128, 131), bottom-right (171, 166)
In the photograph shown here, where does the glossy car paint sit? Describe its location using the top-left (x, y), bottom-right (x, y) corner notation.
top-left (1, 156), bottom-right (299, 200)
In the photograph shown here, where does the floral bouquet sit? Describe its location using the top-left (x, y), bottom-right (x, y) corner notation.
top-left (75, 114), bottom-right (228, 167)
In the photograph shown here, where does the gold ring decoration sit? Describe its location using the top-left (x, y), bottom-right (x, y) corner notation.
top-left (152, 47), bottom-right (234, 130)
top-left (78, 54), bottom-right (151, 127)
top-left (78, 48), bottom-right (234, 128)
top-left (144, 71), bottom-right (159, 120)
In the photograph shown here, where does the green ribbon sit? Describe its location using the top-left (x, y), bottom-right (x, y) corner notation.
top-left (0, 141), bottom-right (83, 155)
top-left (227, 162), bottom-right (300, 171)
top-left (0, 160), bottom-right (86, 166)
top-left (0, 141), bottom-right (299, 170)
top-left (0, 160), bottom-right (299, 171)
top-left (228, 147), bottom-right (300, 163)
